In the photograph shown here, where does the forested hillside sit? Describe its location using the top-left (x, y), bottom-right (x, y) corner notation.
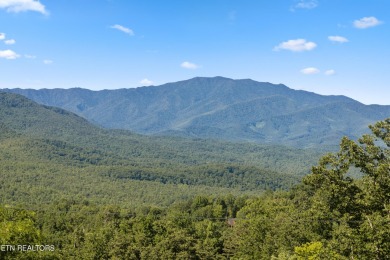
top-left (4, 77), bottom-right (390, 147)
top-left (1, 118), bottom-right (389, 259)
top-left (0, 92), bottom-right (323, 209)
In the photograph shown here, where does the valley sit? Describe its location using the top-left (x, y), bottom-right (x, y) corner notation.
top-left (1, 83), bottom-right (389, 259)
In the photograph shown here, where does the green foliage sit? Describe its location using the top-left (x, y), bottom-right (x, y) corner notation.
top-left (1, 92), bottom-right (389, 259)
top-left (222, 118), bottom-right (390, 259)
top-left (0, 196), bottom-right (244, 259)
top-left (1, 92), bottom-right (322, 210)
top-left (294, 242), bottom-right (324, 260)
top-left (302, 118), bottom-right (390, 259)
top-left (0, 205), bottom-right (57, 259)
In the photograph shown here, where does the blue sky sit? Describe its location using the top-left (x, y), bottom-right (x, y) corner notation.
top-left (0, 0), bottom-right (389, 104)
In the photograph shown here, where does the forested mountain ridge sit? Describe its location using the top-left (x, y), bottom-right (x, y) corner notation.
top-left (0, 91), bottom-right (322, 175)
top-left (0, 92), bottom-right (325, 208)
top-left (3, 77), bottom-right (390, 147)
top-left (0, 92), bottom-right (102, 140)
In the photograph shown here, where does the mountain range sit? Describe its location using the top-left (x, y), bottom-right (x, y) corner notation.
top-left (3, 76), bottom-right (390, 147)
top-left (1, 91), bottom-right (330, 207)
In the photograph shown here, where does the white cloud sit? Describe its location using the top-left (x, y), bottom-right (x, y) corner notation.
top-left (324, 69), bottom-right (336, 76)
top-left (181, 61), bottom-right (199, 69)
top-left (0, 49), bottom-right (20, 59)
top-left (43, 59), bottom-right (53, 64)
top-left (328, 36), bottom-right (348, 43)
top-left (140, 78), bottom-right (153, 86)
top-left (4, 39), bottom-right (15, 45)
top-left (110, 24), bottom-right (134, 36)
top-left (0, 0), bottom-right (48, 15)
top-left (25, 54), bottom-right (36, 59)
top-left (291, 0), bottom-right (318, 11)
top-left (301, 67), bottom-right (320, 75)
top-left (354, 17), bottom-right (383, 29)
top-left (0, 33), bottom-right (5, 40)
top-left (274, 39), bottom-right (317, 52)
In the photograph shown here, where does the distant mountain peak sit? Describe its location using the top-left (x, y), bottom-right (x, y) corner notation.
top-left (2, 78), bottom-right (389, 147)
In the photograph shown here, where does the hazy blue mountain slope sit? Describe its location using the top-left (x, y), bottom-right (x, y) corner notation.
top-left (3, 77), bottom-right (390, 147)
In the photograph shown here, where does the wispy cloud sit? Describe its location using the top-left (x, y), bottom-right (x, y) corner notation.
top-left (0, 49), bottom-right (20, 59)
top-left (0, 33), bottom-right (5, 40)
top-left (4, 39), bottom-right (16, 45)
top-left (43, 59), bottom-right (53, 64)
top-left (0, 0), bottom-right (48, 15)
top-left (301, 67), bottom-right (320, 74)
top-left (25, 54), bottom-right (36, 59)
top-left (274, 39), bottom-right (317, 52)
top-left (291, 0), bottom-right (318, 11)
top-left (324, 69), bottom-right (336, 76)
top-left (328, 36), bottom-right (348, 43)
top-left (181, 61), bottom-right (199, 69)
top-left (110, 24), bottom-right (134, 36)
top-left (354, 17), bottom-right (383, 29)
top-left (140, 78), bottom-right (153, 86)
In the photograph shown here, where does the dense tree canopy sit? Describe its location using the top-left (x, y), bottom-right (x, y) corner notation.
top-left (1, 95), bottom-right (389, 259)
